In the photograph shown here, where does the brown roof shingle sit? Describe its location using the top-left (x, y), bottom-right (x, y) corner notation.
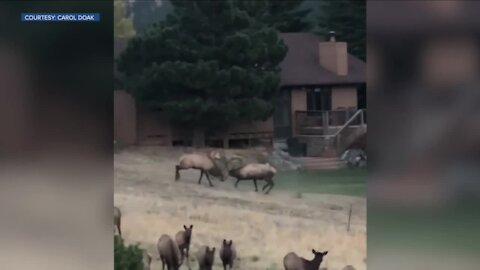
top-left (279, 32), bottom-right (366, 86)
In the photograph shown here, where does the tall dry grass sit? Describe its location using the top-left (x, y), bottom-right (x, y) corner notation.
top-left (115, 146), bottom-right (366, 270)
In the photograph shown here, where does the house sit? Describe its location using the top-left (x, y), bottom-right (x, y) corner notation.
top-left (114, 32), bottom-right (366, 156)
top-left (273, 32), bottom-right (366, 157)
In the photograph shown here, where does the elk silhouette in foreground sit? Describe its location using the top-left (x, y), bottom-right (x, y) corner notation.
top-left (175, 151), bottom-right (227, 187)
top-left (196, 245), bottom-right (216, 270)
top-left (114, 206), bottom-right (122, 236)
top-left (176, 225), bottom-right (193, 268)
top-left (142, 249), bottom-right (152, 270)
top-left (219, 239), bottom-right (236, 270)
top-left (157, 234), bottom-right (182, 270)
top-left (283, 249), bottom-right (328, 270)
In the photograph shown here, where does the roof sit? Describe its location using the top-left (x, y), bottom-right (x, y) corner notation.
top-left (114, 32), bottom-right (367, 86)
top-left (279, 32), bottom-right (366, 86)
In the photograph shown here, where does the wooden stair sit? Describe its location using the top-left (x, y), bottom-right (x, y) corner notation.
top-left (291, 157), bottom-right (347, 170)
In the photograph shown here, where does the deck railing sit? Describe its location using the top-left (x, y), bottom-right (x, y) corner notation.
top-left (295, 108), bottom-right (366, 136)
top-left (295, 109), bottom-right (366, 154)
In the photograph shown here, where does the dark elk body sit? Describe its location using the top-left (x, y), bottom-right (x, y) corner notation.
top-left (157, 234), bottom-right (182, 270)
top-left (219, 239), bottom-right (236, 270)
top-left (114, 206), bottom-right (122, 236)
top-left (196, 245), bottom-right (216, 270)
top-left (283, 249), bottom-right (328, 270)
top-left (142, 250), bottom-right (152, 270)
top-left (175, 225), bottom-right (193, 266)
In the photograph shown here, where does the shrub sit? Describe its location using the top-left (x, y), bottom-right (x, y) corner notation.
top-left (114, 235), bottom-right (144, 270)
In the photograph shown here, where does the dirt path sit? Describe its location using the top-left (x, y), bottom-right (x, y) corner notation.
top-left (114, 147), bottom-right (366, 270)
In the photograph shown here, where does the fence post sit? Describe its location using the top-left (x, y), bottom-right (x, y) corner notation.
top-left (347, 203), bottom-right (352, 232)
top-left (295, 111), bottom-right (299, 136)
top-left (336, 134), bottom-right (341, 153)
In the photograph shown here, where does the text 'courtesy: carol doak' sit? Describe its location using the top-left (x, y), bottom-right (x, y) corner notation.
top-left (21, 13), bottom-right (101, 22)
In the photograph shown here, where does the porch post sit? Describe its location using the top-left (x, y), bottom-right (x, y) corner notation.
top-left (322, 110), bottom-right (329, 133)
top-left (337, 134), bottom-right (341, 153)
top-left (223, 136), bottom-right (229, 148)
top-left (223, 129), bottom-right (230, 148)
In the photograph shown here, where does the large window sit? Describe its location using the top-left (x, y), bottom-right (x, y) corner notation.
top-left (273, 88), bottom-right (292, 138)
top-left (357, 83), bottom-right (366, 109)
top-left (306, 87), bottom-right (332, 111)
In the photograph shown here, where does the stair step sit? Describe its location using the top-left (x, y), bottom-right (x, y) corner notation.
top-left (302, 161), bottom-right (345, 166)
top-left (292, 157), bottom-right (339, 162)
top-left (302, 163), bottom-right (346, 170)
top-left (273, 139), bottom-right (288, 149)
top-left (290, 157), bottom-right (347, 170)
top-left (299, 158), bottom-right (344, 163)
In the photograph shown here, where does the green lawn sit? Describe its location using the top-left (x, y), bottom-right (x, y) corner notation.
top-left (273, 168), bottom-right (367, 197)
top-left (369, 207), bottom-right (479, 253)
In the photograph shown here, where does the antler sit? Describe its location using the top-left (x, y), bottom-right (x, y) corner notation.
top-left (227, 155), bottom-right (246, 170)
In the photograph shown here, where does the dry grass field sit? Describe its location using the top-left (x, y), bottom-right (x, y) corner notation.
top-left (114, 146), bottom-right (366, 270)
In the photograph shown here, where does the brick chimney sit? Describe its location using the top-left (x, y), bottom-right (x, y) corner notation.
top-left (318, 31), bottom-right (348, 76)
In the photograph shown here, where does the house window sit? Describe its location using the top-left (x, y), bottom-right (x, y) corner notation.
top-left (357, 83), bottom-right (366, 109)
top-left (307, 87), bottom-right (332, 111)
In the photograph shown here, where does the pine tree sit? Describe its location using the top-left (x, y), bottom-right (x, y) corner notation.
top-left (266, 0), bottom-right (312, 32)
top-left (114, 0), bottom-right (135, 38)
top-left (236, 0), bottom-right (312, 32)
top-left (114, 236), bottom-right (144, 270)
top-left (316, 0), bottom-right (366, 60)
top-left (132, 0), bottom-right (173, 34)
top-left (118, 0), bottom-right (288, 146)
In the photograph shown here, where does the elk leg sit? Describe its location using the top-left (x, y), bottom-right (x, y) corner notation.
top-left (175, 165), bottom-right (181, 181)
top-left (198, 170), bottom-right (204, 184)
top-left (253, 178), bottom-right (258, 192)
top-left (265, 180), bottom-right (274, 194)
top-left (186, 246), bottom-right (191, 269)
top-left (263, 177), bottom-right (272, 191)
top-left (234, 178), bottom-right (240, 188)
top-left (205, 171), bottom-right (214, 187)
top-left (180, 249), bottom-right (185, 266)
top-left (117, 221), bottom-right (122, 237)
top-left (262, 182), bottom-right (269, 191)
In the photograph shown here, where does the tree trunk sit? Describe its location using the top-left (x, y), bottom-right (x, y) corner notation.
top-left (193, 126), bottom-right (205, 148)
